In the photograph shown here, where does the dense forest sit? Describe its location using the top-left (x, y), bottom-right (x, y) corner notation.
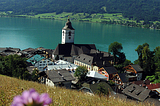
top-left (0, 0), bottom-right (160, 21)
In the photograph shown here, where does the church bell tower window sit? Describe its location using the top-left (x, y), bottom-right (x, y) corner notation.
top-left (63, 31), bottom-right (64, 36)
top-left (69, 31), bottom-right (71, 36)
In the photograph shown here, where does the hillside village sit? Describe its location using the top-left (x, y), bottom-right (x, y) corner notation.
top-left (0, 19), bottom-right (160, 105)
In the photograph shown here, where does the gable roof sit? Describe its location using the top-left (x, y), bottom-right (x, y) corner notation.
top-left (131, 64), bottom-right (143, 72)
top-left (122, 84), bottom-right (151, 102)
top-left (118, 73), bottom-right (129, 83)
top-left (75, 54), bottom-right (94, 65)
top-left (22, 48), bottom-right (35, 53)
top-left (46, 69), bottom-right (75, 83)
top-left (53, 43), bottom-right (96, 56)
top-left (103, 66), bottom-right (118, 74)
top-left (0, 47), bottom-right (20, 53)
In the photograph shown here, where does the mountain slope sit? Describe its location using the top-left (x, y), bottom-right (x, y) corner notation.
top-left (0, 0), bottom-right (160, 21)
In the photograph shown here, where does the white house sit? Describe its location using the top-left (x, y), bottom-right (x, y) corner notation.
top-left (34, 58), bottom-right (54, 71)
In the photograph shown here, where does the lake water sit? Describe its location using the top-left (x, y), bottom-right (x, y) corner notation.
top-left (0, 17), bottom-right (160, 62)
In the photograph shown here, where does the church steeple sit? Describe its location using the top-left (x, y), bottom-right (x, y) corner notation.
top-left (61, 17), bottom-right (75, 44)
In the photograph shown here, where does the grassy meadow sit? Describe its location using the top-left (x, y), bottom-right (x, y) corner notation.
top-left (14, 12), bottom-right (130, 23)
top-left (0, 74), bottom-right (154, 106)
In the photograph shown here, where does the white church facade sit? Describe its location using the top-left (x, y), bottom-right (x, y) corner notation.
top-left (61, 19), bottom-right (75, 44)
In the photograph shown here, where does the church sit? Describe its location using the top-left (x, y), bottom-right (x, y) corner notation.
top-left (53, 18), bottom-right (98, 62)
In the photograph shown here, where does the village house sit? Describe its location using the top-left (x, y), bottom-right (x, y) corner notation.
top-left (146, 83), bottom-right (160, 97)
top-left (27, 54), bottom-right (45, 65)
top-left (47, 60), bottom-right (77, 74)
top-left (122, 84), bottom-right (152, 102)
top-left (124, 64), bottom-right (143, 81)
top-left (74, 52), bottom-right (113, 71)
top-left (39, 69), bottom-right (75, 89)
top-left (0, 47), bottom-right (21, 56)
top-left (132, 80), bottom-right (150, 87)
top-left (112, 75), bottom-right (150, 91)
top-left (98, 66), bottom-right (118, 81)
top-left (27, 54), bottom-right (54, 71)
top-left (86, 71), bottom-right (108, 80)
top-left (113, 73), bottom-right (129, 89)
top-left (74, 53), bottom-right (101, 71)
top-left (21, 47), bottom-right (54, 59)
top-left (34, 58), bottom-right (54, 71)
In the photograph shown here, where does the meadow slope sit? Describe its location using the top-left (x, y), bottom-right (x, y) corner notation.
top-left (0, 75), bottom-right (154, 106)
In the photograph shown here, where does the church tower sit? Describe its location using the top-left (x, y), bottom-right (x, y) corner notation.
top-left (62, 18), bottom-right (75, 44)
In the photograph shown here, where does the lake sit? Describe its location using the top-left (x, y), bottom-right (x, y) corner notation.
top-left (0, 17), bottom-right (160, 62)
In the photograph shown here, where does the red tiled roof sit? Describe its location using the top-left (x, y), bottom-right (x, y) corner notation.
top-left (146, 83), bottom-right (160, 90)
top-left (132, 80), bottom-right (150, 86)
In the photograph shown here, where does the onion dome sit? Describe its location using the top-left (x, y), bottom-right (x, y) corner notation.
top-left (62, 19), bottom-right (75, 30)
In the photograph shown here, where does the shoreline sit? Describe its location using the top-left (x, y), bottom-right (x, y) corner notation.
top-left (1, 13), bottom-right (160, 30)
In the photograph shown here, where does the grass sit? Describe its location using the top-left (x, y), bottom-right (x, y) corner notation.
top-left (12, 12), bottom-right (128, 23)
top-left (0, 74), bottom-right (154, 106)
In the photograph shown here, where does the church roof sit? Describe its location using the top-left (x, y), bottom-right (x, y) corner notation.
top-left (75, 54), bottom-right (94, 65)
top-left (53, 43), bottom-right (96, 56)
top-left (62, 19), bottom-right (75, 30)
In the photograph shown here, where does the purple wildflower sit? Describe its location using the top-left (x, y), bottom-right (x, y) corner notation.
top-left (11, 88), bottom-right (52, 106)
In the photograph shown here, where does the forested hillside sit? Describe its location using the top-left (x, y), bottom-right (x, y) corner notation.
top-left (0, 0), bottom-right (160, 21)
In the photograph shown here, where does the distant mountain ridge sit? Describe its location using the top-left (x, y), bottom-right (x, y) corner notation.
top-left (0, 0), bottom-right (160, 21)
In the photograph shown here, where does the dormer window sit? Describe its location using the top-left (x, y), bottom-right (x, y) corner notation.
top-left (128, 86), bottom-right (135, 93)
top-left (135, 90), bottom-right (142, 96)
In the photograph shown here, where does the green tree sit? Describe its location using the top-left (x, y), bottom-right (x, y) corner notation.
top-left (74, 66), bottom-right (88, 81)
top-left (135, 43), bottom-right (155, 78)
top-left (154, 46), bottom-right (160, 70)
top-left (31, 69), bottom-right (39, 81)
top-left (108, 42), bottom-right (123, 65)
top-left (0, 55), bottom-right (30, 80)
top-left (146, 72), bottom-right (160, 84)
top-left (96, 83), bottom-right (108, 97)
top-left (135, 43), bottom-right (149, 68)
top-left (115, 59), bottom-right (132, 73)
